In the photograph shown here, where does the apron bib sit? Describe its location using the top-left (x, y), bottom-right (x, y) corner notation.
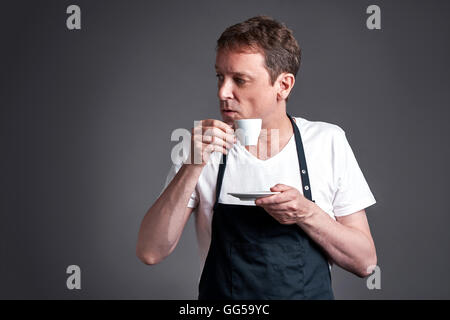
top-left (198, 114), bottom-right (334, 300)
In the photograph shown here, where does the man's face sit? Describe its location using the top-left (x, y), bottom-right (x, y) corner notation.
top-left (215, 48), bottom-right (279, 125)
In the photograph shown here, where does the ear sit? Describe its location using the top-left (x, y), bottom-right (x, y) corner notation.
top-left (276, 73), bottom-right (295, 101)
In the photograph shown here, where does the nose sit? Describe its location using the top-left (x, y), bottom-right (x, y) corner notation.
top-left (217, 78), bottom-right (234, 101)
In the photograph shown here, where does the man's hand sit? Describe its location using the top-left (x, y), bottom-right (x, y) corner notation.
top-left (256, 184), bottom-right (378, 278)
top-left (187, 119), bottom-right (236, 167)
top-left (254, 184), bottom-right (316, 224)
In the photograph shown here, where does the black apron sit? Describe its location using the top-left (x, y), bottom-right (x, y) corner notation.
top-left (198, 114), bottom-right (334, 300)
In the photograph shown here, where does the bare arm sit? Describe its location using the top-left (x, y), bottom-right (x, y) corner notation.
top-left (136, 119), bottom-right (235, 265)
top-left (298, 207), bottom-right (377, 278)
top-left (136, 163), bottom-right (202, 265)
top-left (255, 185), bottom-right (377, 278)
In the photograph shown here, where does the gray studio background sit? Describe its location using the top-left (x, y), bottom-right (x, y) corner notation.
top-left (1, 0), bottom-right (449, 299)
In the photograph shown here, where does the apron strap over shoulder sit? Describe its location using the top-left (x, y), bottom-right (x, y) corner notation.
top-left (287, 113), bottom-right (314, 202)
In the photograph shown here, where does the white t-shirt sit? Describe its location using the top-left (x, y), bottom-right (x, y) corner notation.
top-left (162, 116), bottom-right (377, 274)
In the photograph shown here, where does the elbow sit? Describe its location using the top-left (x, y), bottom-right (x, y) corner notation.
top-left (138, 253), bottom-right (163, 265)
top-left (136, 242), bottom-right (176, 265)
top-left (356, 254), bottom-right (378, 278)
top-left (136, 246), bottom-right (164, 266)
top-left (137, 251), bottom-right (163, 265)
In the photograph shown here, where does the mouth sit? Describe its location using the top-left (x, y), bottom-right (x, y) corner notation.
top-left (221, 110), bottom-right (238, 117)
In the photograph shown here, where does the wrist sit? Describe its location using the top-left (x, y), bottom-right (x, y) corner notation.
top-left (182, 150), bottom-right (208, 168)
top-left (182, 161), bottom-right (206, 171)
top-left (297, 202), bottom-right (321, 226)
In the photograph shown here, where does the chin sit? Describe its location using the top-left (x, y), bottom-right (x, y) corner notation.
top-left (221, 110), bottom-right (239, 120)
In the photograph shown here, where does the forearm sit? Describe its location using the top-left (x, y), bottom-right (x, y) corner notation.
top-left (137, 163), bottom-right (204, 264)
top-left (297, 205), bottom-right (377, 277)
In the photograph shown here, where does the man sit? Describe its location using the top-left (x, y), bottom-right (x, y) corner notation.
top-left (137, 16), bottom-right (377, 300)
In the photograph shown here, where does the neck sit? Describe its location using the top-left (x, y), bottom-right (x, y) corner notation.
top-left (244, 111), bottom-right (294, 160)
top-left (259, 111), bottom-right (293, 143)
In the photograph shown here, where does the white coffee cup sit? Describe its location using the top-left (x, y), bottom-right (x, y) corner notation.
top-left (234, 119), bottom-right (262, 146)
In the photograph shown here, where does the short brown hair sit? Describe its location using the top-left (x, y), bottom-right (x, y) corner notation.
top-left (216, 15), bottom-right (301, 85)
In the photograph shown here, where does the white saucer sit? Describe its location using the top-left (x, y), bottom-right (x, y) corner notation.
top-left (228, 191), bottom-right (280, 201)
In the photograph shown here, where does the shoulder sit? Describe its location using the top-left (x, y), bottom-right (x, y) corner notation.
top-left (293, 116), bottom-right (346, 141)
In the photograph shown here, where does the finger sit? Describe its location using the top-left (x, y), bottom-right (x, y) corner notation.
top-left (208, 139), bottom-right (233, 150)
top-left (199, 135), bottom-right (233, 150)
top-left (270, 184), bottom-right (293, 192)
top-left (200, 127), bottom-right (236, 148)
top-left (201, 119), bottom-right (234, 133)
top-left (259, 201), bottom-right (289, 210)
top-left (206, 134), bottom-right (236, 146)
top-left (259, 202), bottom-right (292, 214)
top-left (255, 192), bottom-right (292, 206)
top-left (203, 127), bottom-right (236, 145)
top-left (193, 131), bottom-right (233, 148)
top-left (202, 143), bottom-right (228, 155)
top-left (192, 122), bottom-right (233, 143)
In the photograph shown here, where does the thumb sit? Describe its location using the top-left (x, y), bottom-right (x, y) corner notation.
top-left (270, 184), bottom-right (291, 192)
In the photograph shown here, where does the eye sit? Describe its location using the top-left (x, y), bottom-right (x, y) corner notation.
top-left (234, 78), bottom-right (245, 85)
top-left (215, 74), bottom-right (224, 81)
